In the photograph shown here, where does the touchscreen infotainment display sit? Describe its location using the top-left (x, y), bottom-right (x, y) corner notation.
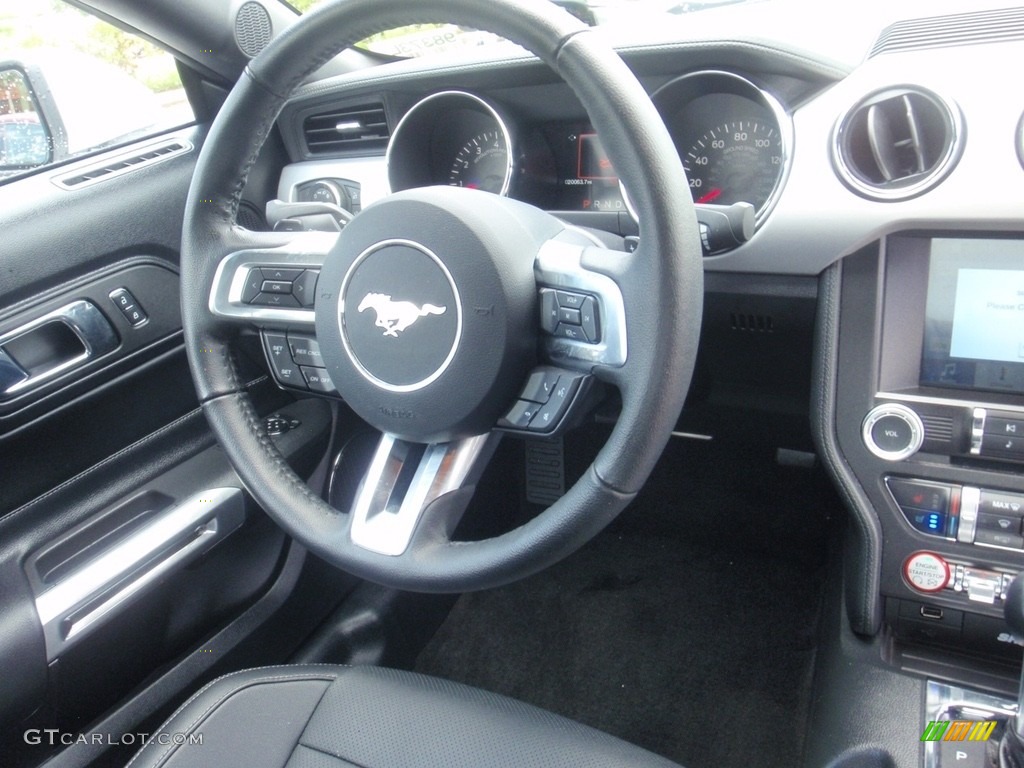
top-left (920, 238), bottom-right (1024, 394)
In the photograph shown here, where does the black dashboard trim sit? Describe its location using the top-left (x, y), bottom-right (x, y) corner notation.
top-left (812, 257), bottom-right (884, 636)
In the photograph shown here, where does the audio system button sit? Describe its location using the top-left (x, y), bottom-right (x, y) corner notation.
top-left (985, 417), bottom-right (1024, 437)
top-left (863, 404), bottom-right (924, 461)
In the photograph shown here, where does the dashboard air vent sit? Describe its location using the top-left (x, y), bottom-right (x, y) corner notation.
top-left (831, 87), bottom-right (962, 201)
top-left (303, 103), bottom-right (389, 155)
top-left (870, 7), bottom-right (1024, 57)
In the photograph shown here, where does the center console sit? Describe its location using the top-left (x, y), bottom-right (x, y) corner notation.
top-left (810, 234), bottom-right (1024, 767)
top-left (828, 233), bottom-right (1024, 661)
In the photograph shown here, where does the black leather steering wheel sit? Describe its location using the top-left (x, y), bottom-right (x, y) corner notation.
top-left (181, 0), bottom-right (703, 592)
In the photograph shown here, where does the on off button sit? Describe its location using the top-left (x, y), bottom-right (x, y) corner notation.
top-left (862, 404), bottom-right (925, 461)
top-left (903, 551), bottom-right (950, 593)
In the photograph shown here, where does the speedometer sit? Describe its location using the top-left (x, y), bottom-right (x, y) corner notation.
top-left (651, 71), bottom-right (793, 229)
top-left (683, 120), bottom-right (783, 210)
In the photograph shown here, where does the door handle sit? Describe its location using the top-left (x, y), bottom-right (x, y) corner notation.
top-left (0, 300), bottom-right (118, 398)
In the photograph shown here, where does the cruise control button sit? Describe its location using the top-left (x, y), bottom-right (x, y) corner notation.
top-left (263, 332), bottom-right (306, 390)
top-left (539, 289), bottom-right (560, 334)
top-left (498, 400), bottom-right (542, 429)
top-left (521, 370), bottom-right (561, 404)
top-left (288, 333), bottom-right (325, 367)
top-left (579, 296), bottom-right (600, 343)
top-left (292, 270), bottom-right (320, 308)
top-left (252, 292), bottom-right (301, 308)
top-left (301, 366), bottom-right (337, 394)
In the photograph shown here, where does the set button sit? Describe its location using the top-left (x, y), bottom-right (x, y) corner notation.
top-left (262, 331), bottom-right (336, 394)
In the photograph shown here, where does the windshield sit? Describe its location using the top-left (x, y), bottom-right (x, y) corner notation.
top-left (286, 0), bottom-right (756, 58)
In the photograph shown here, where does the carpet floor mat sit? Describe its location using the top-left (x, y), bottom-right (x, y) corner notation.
top-left (415, 440), bottom-right (835, 767)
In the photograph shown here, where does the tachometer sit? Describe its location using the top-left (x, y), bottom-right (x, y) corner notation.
top-left (448, 130), bottom-right (510, 193)
top-left (683, 120), bottom-right (783, 210)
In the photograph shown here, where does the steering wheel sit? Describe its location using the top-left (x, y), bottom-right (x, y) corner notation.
top-left (181, 0), bottom-right (703, 592)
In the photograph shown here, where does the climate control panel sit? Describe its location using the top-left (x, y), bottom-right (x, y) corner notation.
top-left (888, 477), bottom-right (1024, 552)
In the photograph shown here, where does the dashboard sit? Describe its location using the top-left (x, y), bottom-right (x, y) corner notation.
top-left (263, 0), bottom-right (1024, 693)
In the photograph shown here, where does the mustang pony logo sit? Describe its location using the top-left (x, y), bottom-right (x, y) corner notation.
top-left (357, 292), bottom-right (447, 337)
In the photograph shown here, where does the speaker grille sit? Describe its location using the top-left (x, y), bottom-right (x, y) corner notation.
top-left (235, 2), bottom-right (272, 58)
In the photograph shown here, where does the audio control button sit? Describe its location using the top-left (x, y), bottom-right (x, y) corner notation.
top-left (904, 552), bottom-right (950, 593)
top-left (863, 404), bottom-right (924, 461)
top-left (985, 417), bottom-right (1024, 437)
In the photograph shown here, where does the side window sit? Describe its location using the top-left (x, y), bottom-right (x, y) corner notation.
top-left (0, 2), bottom-right (194, 180)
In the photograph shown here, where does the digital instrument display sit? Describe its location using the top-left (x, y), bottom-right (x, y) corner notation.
top-left (547, 126), bottom-right (627, 212)
top-left (920, 238), bottom-right (1024, 395)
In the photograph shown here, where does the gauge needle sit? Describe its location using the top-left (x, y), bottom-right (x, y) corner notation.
top-left (695, 188), bottom-right (723, 204)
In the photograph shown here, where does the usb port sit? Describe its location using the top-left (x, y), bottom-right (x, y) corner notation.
top-left (920, 605), bottom-right (944, 620)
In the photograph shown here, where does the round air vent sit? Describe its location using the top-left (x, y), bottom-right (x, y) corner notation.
top-left (234, 1), bottom-right (272, 58)
top-left (832, 86), bottom-right (963, 201)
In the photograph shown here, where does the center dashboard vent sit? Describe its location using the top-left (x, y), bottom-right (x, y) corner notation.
top-left (302, 103), bottom-right (389, 156)
top-left (831, 87), bottom-right (963, 201)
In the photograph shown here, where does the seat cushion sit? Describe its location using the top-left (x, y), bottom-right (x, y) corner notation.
top-left (127, 665), bottom-right (683, 768)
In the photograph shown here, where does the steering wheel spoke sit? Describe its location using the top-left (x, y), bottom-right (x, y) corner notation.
top-left (208, 230), bottom-right (338, 330)
top-left (534, 236), bottom-right (629, 373)
top-left (349, 432), bottom-right (500, 557)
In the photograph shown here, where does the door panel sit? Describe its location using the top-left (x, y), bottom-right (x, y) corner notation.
top-left (0, 111), bottom-right (328, 767)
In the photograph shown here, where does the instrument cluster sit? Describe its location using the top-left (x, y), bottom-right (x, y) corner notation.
top-left (386, 71), bottom-right (792, 231)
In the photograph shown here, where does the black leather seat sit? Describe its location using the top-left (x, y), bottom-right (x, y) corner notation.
top-left (128, 665), bottom-right (683, 768)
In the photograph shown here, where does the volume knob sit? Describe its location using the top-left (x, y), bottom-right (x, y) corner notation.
top-left (862, 404), bottom-right (924, 461)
